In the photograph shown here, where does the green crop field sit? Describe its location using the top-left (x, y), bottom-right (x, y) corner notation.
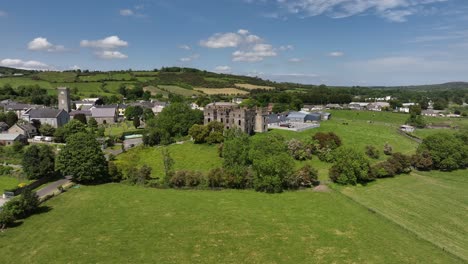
top-left (0, 184), bottom-right (462, 263)
top-left (116, 143), bottom-right (222, 177)
top-left (340, 170), bottom-right (468, 261)
top-left (159, 85), bottom-right (203, 96)
top-left (0, 77), bottom-right (53, 89)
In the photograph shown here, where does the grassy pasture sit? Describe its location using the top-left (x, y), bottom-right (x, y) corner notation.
top-left (195, 87), bottom-right (249, 95)
top-left (159, 85), bottom-right (203, 96)
top-left (0, 175), bottom-right (22, 191)
top-left (341, 170), bottom-right (468, 261)
top-left (0, 77), bottom-right (53, 89)
top-left (116, 143), bottom-right (222, 178)
top-left (0, 184), bottom-right (462, 263)
top-left (35, 72), bottom-right (77, 83)
top-left (143, 86), bottom-right (169, 97)
top-left (235, 83), bottom-right (275, 90)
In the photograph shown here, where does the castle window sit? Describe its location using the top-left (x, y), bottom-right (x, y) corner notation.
top-left (208, 118), bottom-right (211, 122)
top-left (221, 118), bottom-right (223, 123)
top-left (238, 120), bottom-right (241, 126)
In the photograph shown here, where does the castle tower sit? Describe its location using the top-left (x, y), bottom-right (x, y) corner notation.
top-left (254, 107), bottom-right (268, 133)
top-left (58, 87), bottom-right (71, 112)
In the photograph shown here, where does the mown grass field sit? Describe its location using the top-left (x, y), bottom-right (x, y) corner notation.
top-left (0, 175), bottom-right (22, 191)
top-left (195, 87), bottom-right (249, 95)
top-left (116, 143), bottom-right (222, 177)
top-left (0, 184), bottom-right (462, 263)
top-left (340, 170), bottom-right (468, 261)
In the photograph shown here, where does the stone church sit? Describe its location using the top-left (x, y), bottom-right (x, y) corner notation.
top-left (203, 102), bottom-right (268, 135)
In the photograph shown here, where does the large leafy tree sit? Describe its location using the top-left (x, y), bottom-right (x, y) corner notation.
top-left (329, 147), bottom-right (372, 185)
top-left (249, 134), bottom-right (294, 193)
top-left (22, 145), bottom-right (56, 180)
top-left (5, 111), bottom-right (18, 127)
top-left (53, 119), bottom-right (87, 143)
top-left (156, 103), bottom-right (203, 137)
top-left (39, 123), bottom-right (55, 136)
top-left (56, 132), bottom-right (108, 183)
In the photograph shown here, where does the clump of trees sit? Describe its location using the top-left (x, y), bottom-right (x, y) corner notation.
top-left (365, 145), bottom-right (380, 159)
top-left (287, 139), bottom-right (312, 160)
top-left (329, 147), bottom-right (372, 185)
top-left (412, 133), bottom-right (468, 171)
top-left (143, 103), bottom-right (203, 146)
top-left (22, 145), bottom-right (56, 180)
top-left (312, 132), bottom-right (342, 162)
top-left (189, 121), bottom-right (224, 144)
top-left (370, 153), bottom-right (411, 178)
top-left (0, 188), bottom-right (40, 231)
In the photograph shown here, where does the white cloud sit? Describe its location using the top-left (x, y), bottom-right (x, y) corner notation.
top-left (80, 36), bottom-right (128, 49)
top-left (95, 50), bottom-right (128, 59)
top-left (0, 58), bottom-right (53, 70)
top-left (238, 29), bottom-right (249, 35)
top-left (70, 65), bottom-right (81, 70)
top-left (120, 9), bottom-right (134, 16)
top-left (0, 10), bottom-right (7, 17)
top-left (201, 29), bottom-right (278, 62)
top-left (200, 32), bottom-right (244, 48)
top-left (178, 44), bottom-right (192, 50)
top-left (179, 54), bottom-right (200, 62)
top-left (279, 45), bottom-right (294, 51)
top-left (27, 37), bottom-right (66, 52)
top-left (214, 65), bottom-right (232, 73)
top-left (329, 51), bottom-right (344, 57)
top-left (233, 44), bottom-right (277, 62)
top-left (265, 0), bottom-right (447, 22)
top-left (288, 58), bottom-right (302, 62)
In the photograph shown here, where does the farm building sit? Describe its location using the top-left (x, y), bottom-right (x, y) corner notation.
top-left (0, 133), bottom-right (27, 146)
top-left (286, 112), bottom-right (321, 123)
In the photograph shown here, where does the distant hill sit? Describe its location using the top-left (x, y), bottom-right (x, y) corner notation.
top-left (0, 66), bottom-right (35, 76)
top-left (371, 82), bottom-right (468, 90)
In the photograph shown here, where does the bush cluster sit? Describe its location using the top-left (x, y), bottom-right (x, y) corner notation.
top-left (370, 153), bottom-right (412, 178)
top-left (0, 188), bottom-right (40, 230)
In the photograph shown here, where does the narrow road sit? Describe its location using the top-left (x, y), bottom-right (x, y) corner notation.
top-left (36, 176), bottom-right (72, 198)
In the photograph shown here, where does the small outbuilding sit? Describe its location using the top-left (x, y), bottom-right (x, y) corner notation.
top-left (0, 133), bottom-right (27, 146)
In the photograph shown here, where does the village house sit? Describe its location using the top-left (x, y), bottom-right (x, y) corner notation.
top-left (325, 103), bottom-right (342, 109)
top-left (73, 98), bottom-right (100, 111)
top-left (367, 102), bottom-right (390, 111)
top-left (69, 110), bottom-right (92, 121)
top-left (8, 123), bottom-right (38, 138)
top-left (348, 102), bottom-right (369, 110)
top-left (204, 102), bottom-right (268, 135)
top-left (0, 133), bottom-right (27, 146)
top-left (22, 108), bottom-right (70, 128)
top-left (90, 105), bottom-right (118, 124)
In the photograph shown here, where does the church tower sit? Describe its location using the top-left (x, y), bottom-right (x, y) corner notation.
top-left (57, 87), bottom-right (71, 112)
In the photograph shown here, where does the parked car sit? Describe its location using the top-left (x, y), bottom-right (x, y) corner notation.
top-left (44, 136), bottom-right (53, 142)
top-left (33, 136), bottom-right (44, 141)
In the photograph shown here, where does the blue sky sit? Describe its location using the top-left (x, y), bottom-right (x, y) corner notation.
top-left (1, 0), bottom-right (468, 86)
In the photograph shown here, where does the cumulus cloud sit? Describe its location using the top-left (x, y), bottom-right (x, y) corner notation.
top-left (0, 58), bottom-right (53, 70)
top-left (70, 65), bottom-right (81, 70)
top-left (329, 51), bottom-right (344, 57)
top-left (253, 0), bottom-right (447, 22)
top-left (95, 51), bottom-right (128, 59)
top-left (233, 44), bottom-right (277, 62)
top-left (27, 37), bottom-right (66, 52)
top-left (214, 65), bottom-right (232, 73)
top-left (80, 36), bottom-right (128, 49)
top-left (179, 54), bottom-right (200, 62)
top-left (200, 29), bottom-right (278, 62)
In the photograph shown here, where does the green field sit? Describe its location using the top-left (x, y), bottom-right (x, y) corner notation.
top-left (0, 175), bottom-right (22, 191)
top-left (341, 170), bottom-right (468, 261)
top-left (35, 72), bottom-right (77, 83)
top-left (158, 85), bottom-right (203, 96)
top-left (116, 143), bottom-right (222, 177)
top-left (0, 184), bottom-right (462, 263)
